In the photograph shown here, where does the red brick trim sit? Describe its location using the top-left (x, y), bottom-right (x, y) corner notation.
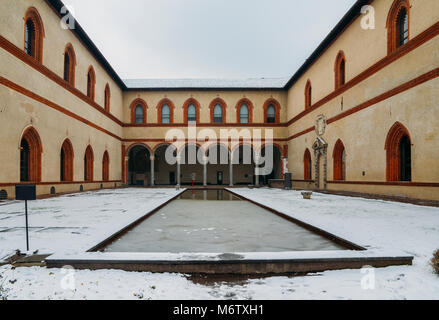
top-left (385, 122), bottom-right (411, 182)
top-left (21, 126), bottom-right (42, 183)
top-left (209, 98), bottom-right (227, 124)
top-left (263, 98), bottom-right (281, 124)
top-left (64, 43), bottom-right (76, 86)
top-left (334, 50), bottom-right (346, 90)
top-left (286, 20), bottom-right (439, 127)
top-left (84, 145), bottom-right (94, 182)
top-left (0, 180), bottom-right (121, 187)
top-left (182, 98), bottom-right (201, 123)
top-left (61, 138), bottom-right (74, 182)
top-left (282, 145), bottom-right (288, 158)
top-left (24, 7), bottom-right (45, 63)
top-left (305, 80), bottom-right (312, 110)
top-left (286, 67), bottom-right (439, 141)
top-left (327, 181), bottom-right (439, 187)
top-left (333, 139), bottom-right (345, 181)
top-left (102, 150), bottom-right (110, 181)
top-left (0, 76), bottom-right (122, 141)
top-left (104, 84), bottom-right (111, 112)
top-left (387, 0), bottom-right (410, 54)
top-left (129, 98), bottom-right (148, 124)
top-left (304, 149), bottom-right (312, 180)
top-left (86, 66), bottom-right (96, 101)
top-left (156, 98), bottom-right (175, 124)
top-left (0, 35), bottom-right (123, 125)
top-left (235, 98), bottom-right (254, 124)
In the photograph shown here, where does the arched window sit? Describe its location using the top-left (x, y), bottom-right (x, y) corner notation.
top-left (387, 0), bottom-right (410, 54)
top-left (266, 105), bottom-right (276, 123)
top-left (263, 99), bottom-right (280, 124)
top-left (20, 127), bottom-right (42, 183)
top-left (157, 98), bottom-right (174, 124)
top-left (187, 104), bottom-right (197, 122)
top-left (240, 105), bottom-right (249, 124)
top-left (86, 66), bottom-right (96, 101)
top-left (102, 151), bottom-right (110, 181)
top-left (385, 122), bottom-right (412, 182)
top-left (183, 99), bottom-right (200, 123)
top-left (304, 149), bottom-right (312, 180)
top-left (333, 139), bottom-right (346, 181)
top-left (60, 139), bottom-right (74, 182)
top-left (162, 104), bottom-right (171, 123)
top-left (236, 99), bottom-right (253, 124)
top-left (84, 146), bottom-right (94, 182)
top-left (24, 8), bottom-right (44, 63)
top-left (397, 8), bottom-right (409, 47)
top-left (130, 98), bottom-right (147, 124)
top-left (305, 80), bottom-right (312, 109)
top-left (213, 105), bottom-right (223, 123)
top-left (335, 51), bottom-right (346, 90)
top-left (63, 44), bottom-right (76, 86)
top-left (209, 98), bottom-right (227, 124)
top-left (104, 84), bottom-right (110, 112)
top-left (135, 105), bottom-right (144, 124)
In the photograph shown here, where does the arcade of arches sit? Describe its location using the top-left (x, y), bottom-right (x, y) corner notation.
top-left (126, 144), bottom-right (284, 187)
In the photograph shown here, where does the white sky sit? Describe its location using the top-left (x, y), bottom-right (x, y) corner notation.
top-left (64, 0), bottom-right (357, 79)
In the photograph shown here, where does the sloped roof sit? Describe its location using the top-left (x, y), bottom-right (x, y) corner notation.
top-left (123, 77), bottom-right (290, 90)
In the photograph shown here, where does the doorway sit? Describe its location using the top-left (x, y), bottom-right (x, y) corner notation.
top-left (217, 171), bottom-right (223, 185)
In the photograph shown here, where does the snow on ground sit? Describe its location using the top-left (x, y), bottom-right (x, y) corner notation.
top-left (1, 188), bottom-right (439, 300)
top-left (0, 188), bottom-right (183, 255)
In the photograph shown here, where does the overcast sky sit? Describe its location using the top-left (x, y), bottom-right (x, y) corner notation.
top-left (65, 0), bottom-right (357, 80)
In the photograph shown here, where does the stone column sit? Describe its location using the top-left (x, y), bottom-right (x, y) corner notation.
top-left (202, 156), bottom-right (208, 187)
top-left (229, 158), bottom-right (233, 187)
top-left (150, 155), bottom-right (155, 186)
top-left (176, 156), bottom-right (181, 187)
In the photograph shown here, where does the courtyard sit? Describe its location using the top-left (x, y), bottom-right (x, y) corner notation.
top-left (1, 188), bottom-right (438, 300)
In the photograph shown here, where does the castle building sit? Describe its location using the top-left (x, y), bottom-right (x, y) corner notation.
top-left (1, 0), bottom-right (438, 201)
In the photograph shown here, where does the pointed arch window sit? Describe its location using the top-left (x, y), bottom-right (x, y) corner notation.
top-left (333, 139), bottom-right (346, 181)
top-left (187, 104), bottom-right (197, 122)
top-left (84, 146), bottom-right (94, 182)
top-left (60, 139), bottom-right (74, 182)
top-left (63, 44), bottom-right (76, 86)
top-left (86, 66), bottom-right (96, 101)
top-left (104, 84), bottom-right (111, 112)
top-left (162, 104), bottom-right (171, 123)
top-left (240, 105), bottom-right (249, 124)
top-left (387, 0), bottom-right (410, 54)
top-left (385, 122), bottom-right (412, 182)
top-left (335, 51), bottom-right (346, 90)
top-left (102, 151), bottom-right (110, 181)
top-left (20, 127), bottom-right (42, 183)
top-left (236, 99), bottom-right (254, 124)
top-left (24, 8), bottom-right (44, 63)
top-left (213, 105), bottom-right (223, 123)
top-left (266, 105), bottom-right (276, 123)
top-left (304, 149), bottom-right (312, 180)
top-left (135, 105), bottom-right (144, 124)
top-left (305, 80), bottom-right (312, 109)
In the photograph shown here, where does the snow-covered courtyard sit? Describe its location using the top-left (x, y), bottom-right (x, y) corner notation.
top-left (1, 188), bottom-right (438, 300)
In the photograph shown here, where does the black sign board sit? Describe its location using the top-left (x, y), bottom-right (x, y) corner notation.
top-left (15, 184), bottom-right (37, 251)
top-left (15, 185), bottom-right (37, 201)
top-left (284, 173), bottom-right (292, 190)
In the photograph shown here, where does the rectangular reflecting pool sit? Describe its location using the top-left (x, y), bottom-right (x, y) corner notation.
top-left (102, 190), bottom-right (345, 253)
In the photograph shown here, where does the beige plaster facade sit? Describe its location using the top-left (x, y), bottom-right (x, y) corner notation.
top-left (0, 0), bottom-right (438, 201)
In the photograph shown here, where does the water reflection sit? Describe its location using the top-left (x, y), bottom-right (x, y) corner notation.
top-left (179, 189), bottom-right (240, 201)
